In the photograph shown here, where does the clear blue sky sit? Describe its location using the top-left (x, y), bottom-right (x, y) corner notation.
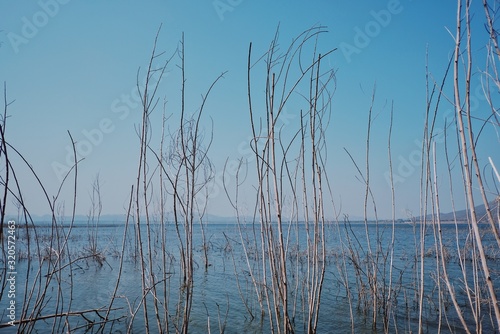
top-left (1, 0), bottom-right (498, 220)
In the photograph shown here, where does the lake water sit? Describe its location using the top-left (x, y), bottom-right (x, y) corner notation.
top-left (1, 220), bottom-right (498, 333)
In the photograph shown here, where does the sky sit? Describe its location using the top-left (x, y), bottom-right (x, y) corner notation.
top-left (1, 0), bottom-right (499, 220)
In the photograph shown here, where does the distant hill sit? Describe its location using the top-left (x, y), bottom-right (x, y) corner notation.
top-left (7, 197), bottom-right (499, 225)
top-left (432, 196), bottom-right (499, 222)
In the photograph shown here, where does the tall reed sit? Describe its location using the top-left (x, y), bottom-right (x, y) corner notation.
top-left (228, 26), bottom-right (336, 333)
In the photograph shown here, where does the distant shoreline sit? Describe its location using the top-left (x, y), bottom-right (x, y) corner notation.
top-left (3, 219), bottom-right (490, 229)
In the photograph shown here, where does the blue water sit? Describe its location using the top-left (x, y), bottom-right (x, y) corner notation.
top-left (0, 221), bottom-right (498, 333)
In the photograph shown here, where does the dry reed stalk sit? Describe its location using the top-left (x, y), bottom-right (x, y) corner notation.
top-left (453, 0), bottom-right (500, 328)
top-left (241, 26), bottom-right (335, 333)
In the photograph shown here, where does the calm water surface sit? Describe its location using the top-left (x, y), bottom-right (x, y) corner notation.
top-left (0, 221), bottom-right (498, 333)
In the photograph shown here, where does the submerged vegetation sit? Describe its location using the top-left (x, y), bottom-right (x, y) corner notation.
top-left (1, 1), bottom-right (500, 333)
